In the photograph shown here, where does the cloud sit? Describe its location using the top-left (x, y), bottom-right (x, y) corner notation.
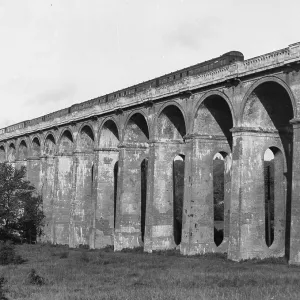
top-left (163, 16), bottom-right (221, 51)
top-left (27, 84), bottom-right (77, 107)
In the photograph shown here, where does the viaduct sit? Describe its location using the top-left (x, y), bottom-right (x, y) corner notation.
top-left (1, 42), bottom-right (300, 264)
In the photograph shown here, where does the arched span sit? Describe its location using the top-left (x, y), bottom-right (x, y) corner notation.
top-left (31, 136), bottom-right (41, 157)
top-left (58, 129), bottom-right (74, 154)
top-left (77, 123), bottom-right (95, 151)
top-left (262, 144), bottom-right (287, 174)
top-left (123, 111), bottom-right (149, 143)
top-left (98, 118), bottom-right (120, 148)
top-left (8, 142), bottom-right (16, 162)
top-left (239, 76), bottom-right (296, 125)
top-left (18, 139), bottom-right (28, 160)
top-left (156, 103), bottom-right (187, 140)
top-left (44, 133), bottom-right (56, 156)
top-left (193, 93), bottom-right (234, 148)
top-left (192, 90), bottom-right (236, 131)
top-left (0, 145), bottom-right (6, 162)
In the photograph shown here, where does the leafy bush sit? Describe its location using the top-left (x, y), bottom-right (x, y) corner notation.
top-left (26, 269), bottom-right (46, 285)
top-left (59, 251), bottom-right (69, 259)
top-left (0, 241), bottom-right (25, 265)
top-left (0, 163), bottom-right (45, 243)
top-left (0, 277), bottom-right (8, 300)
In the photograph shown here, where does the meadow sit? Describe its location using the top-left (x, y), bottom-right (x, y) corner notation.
top-left (1, 243), bottom-right (300, 300)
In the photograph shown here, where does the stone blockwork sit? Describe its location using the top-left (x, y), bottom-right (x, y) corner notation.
top-left (1, 42), bottom-right (300, 263)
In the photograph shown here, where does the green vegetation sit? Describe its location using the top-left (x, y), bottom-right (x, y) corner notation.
top-left (0, 163), bottom-right (45, 243)
top-left (0, 244), bottom-right (300, 299)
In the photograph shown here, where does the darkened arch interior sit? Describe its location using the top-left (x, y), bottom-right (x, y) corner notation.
top-left (8, 143), bottom-right (16, 162)
top-left (264, 146), bottom-right (286, 249)
top-left (194, 95), bottom-right (233, 148)
top-left (18, 140), bottom-right (28, 160)
top-left (0, 146), bottom-right (5, 162)
top-left (157, 105), bottom-right (186, 140)
top-left (32, 137), bottom-right (41, 157)
top-left (124, 113), bottom-right (149, 143)
top-left (173, 154), bottom-right (185, 246)
top-left (58, 130), bottom-right (74, 154)
top-left (44, 134), bottom-right (56, 156)
top-left (79, 125), bottom-right (94, 151)
top-left (242, 81), bottom-right (293, 257)
top-left (99, 120), bottom-right (119, 148)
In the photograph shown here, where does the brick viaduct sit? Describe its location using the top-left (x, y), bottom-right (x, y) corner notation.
top-left (1, 42), bottom-right (300, 264)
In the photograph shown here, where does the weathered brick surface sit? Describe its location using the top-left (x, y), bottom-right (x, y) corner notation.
top-left (0, 42), bottom-right (300, 262)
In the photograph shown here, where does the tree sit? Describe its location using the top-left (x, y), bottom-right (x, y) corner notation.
top-left (0, 163), bottom-right (45, 243)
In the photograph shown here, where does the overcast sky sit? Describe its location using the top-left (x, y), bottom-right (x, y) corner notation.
top-left (0, 0), bottom-right (299, 128)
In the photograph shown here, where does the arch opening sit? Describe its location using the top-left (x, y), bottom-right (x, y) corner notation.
top-left (194, 95), bottom-right (233, 148)
top-left (113, 161), bottom-right (118, 229)
top-left (44, 134), bottom-right (56, 156)
top-left (8, 143), bottom-right (16, 162)
top-left (243, 82), bottom-right (293, 253)
top-left (18, 140), bottom-right (28, 160)
top-left (141, 158), bottom-right (148, 242)
top-left (0, 146), bottom-right (5, 162)
top-left (173, 155), bottom-right (185, 246)
top-left (99, 120), bottom-right (119, 148)
top-left (32, 138), bottom-right (41, 157)
top-left (264, 147), bottom-right (285, 248)
top-left (213, 152), bottom-right (229, 247)
top-left (124, 113), bottom-right (149, 143)
top-left (79, 125), bottom-right (94, 151)
top-left (58, 130), bottom-right (74, 154)
top-left (157, 105), bottom-right (186, 140)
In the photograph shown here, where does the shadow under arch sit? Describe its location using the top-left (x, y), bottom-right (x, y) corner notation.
top-left (156, 104), bottom-right (186, 140)
top-left (241, 80), bottom-right (294, 259)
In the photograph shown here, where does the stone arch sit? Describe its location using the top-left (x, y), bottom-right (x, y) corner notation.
top-left (193, 90), bottom-right (236, 131)
top-left (156, 103), bottom-right (186, 140)
top-left (31, 136), bottom-right (41, 157)
top-left (18, 139), bottom-right (28, 160)
top-left (77, 124), bottom-right (95, 152)
top-left (8, 142), bottom-right (16, 162)
top-left (123, 112), bottom-right (149, 143)
top-left (193, 93), bottom-right (234, 148)
top-left (241, 79), bottom-right (294, 162)
top-left (0, 145), bottom-right (6, 162)
top-left (44, 133), bottom-right (56, 156)
top-left (239, 76), bottom-right (296, 125)
top-left (98, 118), bottom-right (120, 148)
top-left (58, 129), bottom-right (74, 154)
top-left (237, 78), bottom-right (294, 259)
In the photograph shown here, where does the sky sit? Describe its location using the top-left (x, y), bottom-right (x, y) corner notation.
top-left (0, 0), bottom-right (299, 128)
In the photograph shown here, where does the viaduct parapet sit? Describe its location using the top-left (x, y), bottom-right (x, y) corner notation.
top-left (1, 42), bottom-right (300, 263)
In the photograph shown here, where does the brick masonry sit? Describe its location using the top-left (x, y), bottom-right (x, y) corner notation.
top-left (1, 42), bottom-right (300, 263)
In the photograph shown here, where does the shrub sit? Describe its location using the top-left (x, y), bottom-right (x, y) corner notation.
top-left (0, 277), bottom-right (8, 300)
top-left (26, 269), bottom-right (46, 285)
top-left (59, 251), bottom-right (69, 259)
top-left (80, 251), bottom-right (90, 262)
top-left (0, 241), bottom-right (25, 265)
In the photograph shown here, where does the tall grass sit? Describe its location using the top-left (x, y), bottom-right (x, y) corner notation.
top-left (0, 244), bottom-right (300, 300)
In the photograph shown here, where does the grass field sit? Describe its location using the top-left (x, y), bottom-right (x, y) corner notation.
top-left (1, 244), bottom-right (300, 300)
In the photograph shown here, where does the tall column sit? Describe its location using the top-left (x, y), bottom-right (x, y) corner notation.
top-left (114, 143), bottom-right (148, 250)
top-left (40, 155), bottom-right (56, 243)
top-left (144, 141), bottom-right (184, 252)
top-left (92, 148), bottom-right (119, 248)
top-left (180, 135), bottom-right (230, 255)
top-left (69, 151), bottom-right (94, 247)
top-left (289, 120), bottom-right (300, 264)
top-left (52, 153), bottom-right (73, 245)
top-left (228, 128), bottom-right (285, 261)
top-left (27, 157), bottom-right (41, 190)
